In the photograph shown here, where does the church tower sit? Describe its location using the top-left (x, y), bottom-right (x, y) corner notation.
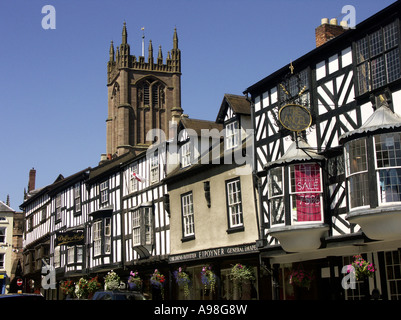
top-left (106, 23), bottom-right (183, 157)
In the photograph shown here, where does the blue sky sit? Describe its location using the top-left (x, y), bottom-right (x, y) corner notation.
top-left (0, 0), bottom-right (396, 209)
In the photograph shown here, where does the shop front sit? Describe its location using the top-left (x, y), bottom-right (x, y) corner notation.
top-left (168, 243), bottom-right (260, 300)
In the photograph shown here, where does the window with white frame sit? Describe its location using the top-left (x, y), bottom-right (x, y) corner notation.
top-left (226, 178), bottom-right (243, 228)
top-left (181, 193), bottom-right (195, 237)
top-left (345, 138), bottom-right (370, 209)
top-left (67, 246), bottom-right (74, 264)
top-left (385, 250), bottom-right (401, 300)
top-left (130, 163), bottom-right (139, 193)
top-left (104, 218), bottom-right (111, 254)
top-left (268, 167), bottom-right (285, 226)
top-left (150, 151), bottom-right (159, 183)
top-left (181, 142), bottom-right (191, 167)
top-left (132, 207), bottom-right (153, 247)
top-left (56, 194), bottom-right (62, 221)
top-left (74, 183), bottom-right (81, 213)
top-left (100, 181), bottom-right (109, 204)
top-left (0, 228), bottom-right (5, 243)
top-left (93, 221), bottom-right (102, 256)
top-left (289, 163), bottom-right (323, 223)
top-left (375, 132), bottom-right (401, 204)
top-left (54, 246), bottom-right (60, 268)
top-left (225, 121), bottom-right (239, 150)
top-left (77, 246), bottom-right (83, 263)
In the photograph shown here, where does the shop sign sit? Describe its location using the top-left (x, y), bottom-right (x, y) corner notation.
top-left (279, 104), bottom-right (312, 132)
top-left (55, 231), bottom-right (84, 246)
top-left (169, 243), bottom-right (258, 263)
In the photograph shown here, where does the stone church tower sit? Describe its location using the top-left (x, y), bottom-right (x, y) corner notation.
top-left (106, 23), bottom-right (183, 157)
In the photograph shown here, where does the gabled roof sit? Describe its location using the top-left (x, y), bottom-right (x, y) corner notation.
top-left (178, 117), bottom-right (223, 136)
top-left (0, 201), bottom-right (15, 213)
top-left (216, 94), bottom-right (251, 123)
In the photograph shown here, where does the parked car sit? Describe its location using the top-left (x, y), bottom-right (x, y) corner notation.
top-left (0, 293), bottom-right (45, 300)
top-left (91, 290), bottom-right (146, 301)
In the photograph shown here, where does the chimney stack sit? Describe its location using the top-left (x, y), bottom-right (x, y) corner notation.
top-left (28, 168), bottom-right (36, 193)
top-left (315, 18), bottom-right (348, 47)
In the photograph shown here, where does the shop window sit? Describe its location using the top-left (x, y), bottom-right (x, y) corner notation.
top-left (375, 133), bottom-right (401, 203)
top-left (345, 138), bottom-right (370, 209)
top-left (385, 250), bottom-right (401, 300)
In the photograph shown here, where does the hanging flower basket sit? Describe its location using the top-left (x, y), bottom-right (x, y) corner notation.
top-left (347, 255), bottom-right (376, 281)
top-left (201, 265), bottom-right (217, 294)
top-left (230, 263), bottom-right (255, 284)
top-left (173, 267), bottom-right (191, 298)
top-left (150, 269), bottom-right (166, 299)
top-left (104, 270), bottom-right (121, 290)
top-left (289, 268), bottom-right (314, 290)
top-left (128, 271), bottom-right (142, 291)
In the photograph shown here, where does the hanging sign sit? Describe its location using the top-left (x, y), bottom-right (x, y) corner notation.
top-left (55, 231), bottom-right (84, 246)
top-left (279, 104), bottom-right (312, 132)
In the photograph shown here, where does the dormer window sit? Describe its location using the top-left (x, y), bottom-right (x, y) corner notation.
top-left (225, 121), bottom-right (239, 149)
top-left (181, 142), bottom-right (191, 168)
top-left (100, 180), bottom-right (109, 204)
top-left (150, 150), bottom-right (159, 183)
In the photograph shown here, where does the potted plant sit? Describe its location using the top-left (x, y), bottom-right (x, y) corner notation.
top-left (173, 267), bottom-right (191, 298)
top-left (60, 280), bottom-right (75, 298)
top-left (200, 265), bottom-right (217, 294)
top-left (87, 276), bottom-right (102, 298)
top-left (128, 271), bottom-right (142, 291)
top-left (150, 269), bottom-right (165, 299)
top-left (104, 270), bottom-right (121, 290)
top-left (347, 255), bottom-right (376, 280)
top-left (75, 277), bottom-right (89, 299)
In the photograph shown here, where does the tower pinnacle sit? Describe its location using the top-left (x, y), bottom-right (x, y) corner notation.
top-left (122, 22), bottom-right (127, 44)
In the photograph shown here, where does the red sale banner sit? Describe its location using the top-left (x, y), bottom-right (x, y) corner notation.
top-left (294, 164), bottom-right (321, 222)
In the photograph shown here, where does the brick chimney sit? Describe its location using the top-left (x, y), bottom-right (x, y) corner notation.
top-left (315, 18), bottom-right (348, 47)
top-left (28, 168), bottom-right (36, 192)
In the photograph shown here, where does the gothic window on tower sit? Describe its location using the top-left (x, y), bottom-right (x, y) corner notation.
top-left (139, 80), bottom-right (165, 109)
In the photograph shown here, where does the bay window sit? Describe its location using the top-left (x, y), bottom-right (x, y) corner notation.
top-left (132, 206), bottom-right (153, 247)
top-left (289, 163), bottom-right (323, 223)
top-left (267, 162), bottom-right (323, 226)
top-left (375, 132), bottom-right (401, 203)
top-left (93, 218), bottom-right (111, 256)
top-left (345, 138), bottom-right (370, 209)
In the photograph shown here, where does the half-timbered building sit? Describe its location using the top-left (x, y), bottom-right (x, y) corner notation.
top-left (245, 1), bottom-right (401, 300)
